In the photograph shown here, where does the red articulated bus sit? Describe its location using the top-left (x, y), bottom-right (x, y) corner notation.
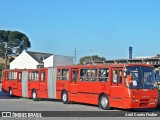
top-left (1, 63), bottom-right (158, 110)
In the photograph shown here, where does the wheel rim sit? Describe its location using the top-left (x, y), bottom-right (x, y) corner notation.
top-left (63, 93), bottom-right (67, 102)
top-left (9, 89), bottom-right (12, 95)
top-left (101, 96), bottom-right (108, 108)
top-left (33, 92), bottom-right (36, 99)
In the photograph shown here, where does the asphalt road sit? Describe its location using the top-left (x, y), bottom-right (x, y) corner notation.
top-left (0, 84), bottom-right (160, 120)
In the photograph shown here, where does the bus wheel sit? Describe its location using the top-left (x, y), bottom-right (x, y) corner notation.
top-left (9, 88), bottom-right (13, 96)
top-left (99, 94), bottom-right (110, 110)
top-left (62, 91), bottom-right (69, 104)
top-left (32, 90), bottom-right (38, 101)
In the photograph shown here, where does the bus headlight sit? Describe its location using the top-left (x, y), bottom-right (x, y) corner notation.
top-left (150, 99), bottom-right (157, 104)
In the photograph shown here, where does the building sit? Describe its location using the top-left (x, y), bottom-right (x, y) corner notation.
top-left (10, 51), bottom-right (73, 69)
top-left (104, 56), bottom-right (160, 68)
top-left (86, 54), bottom-right (160, 68)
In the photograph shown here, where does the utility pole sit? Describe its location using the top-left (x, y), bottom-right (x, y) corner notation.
top-left (74, 48), bottom-right (76, 64)
top-left (5, 42), bottom-right (8, 69)
top-left (90, 50), bottom-right (93, 62)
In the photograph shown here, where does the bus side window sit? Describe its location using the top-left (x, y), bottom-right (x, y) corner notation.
top-left (113, 70), bottom-right (118, 84)
top-left (72, 69), bottom-right (78, 82)
top-left (80, 69), bottom-right (90, 81)
top-left (91, 69), bottom-right (97, 82)
top-left (8, 72), bottom-right (11, 80)
top-left (34, 71), bottom-right (38, 81)
top-left (6, 72), bottom-right (9, 80)
top-left (13, 72), bottom-right (17, 80)
top-left (98, 68), bottom-right (108, 82)
top-left (57, 69), bottom-right (62, 80)
top-left (119, 70), bottom-right (122, 84)
top-left (29, 72), bottom-right (32, 80)
top-left (57, 69), bottom-right (69, 80)
top-left (112, 70), bottom-right (122, 84)
top-left (29, 71), bottom-right (38, 81)
top-left (40, 72), bottom-right (45, 82)
top-left (155, 70), bottom-right (160, 80)
top-left (62, 69), bottom-right (69, 80)
top-left (7, 72), bottom-right (17, 80)
top-left (18, 73), bottom-right (22, 82)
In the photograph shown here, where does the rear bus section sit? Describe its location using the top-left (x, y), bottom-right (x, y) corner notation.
top-left (2, 70), bottom-right (22, 96)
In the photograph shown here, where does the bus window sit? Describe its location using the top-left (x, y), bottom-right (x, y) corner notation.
top-left (29, 71), bottom-right (38, 81)
top-left (80, 69), bottom-right (90, 81)
top-left (18, 73), bottom-right (22, 82)
top-left (57, 69), bottom-right (69, 80)
top-left (91, 69), bottom-right (97, 82)
top-left (7, 72), bottom-right (17, 80)
top-left (98, 68), bottom-right (108, 82)
top-left (13, 72), bottom-right (17, 80)
top-left (57, 69), bottom-right (62, 80)
top-left (72, 69), bottom-right (78, 82)
top-left (7, 72), bottom-right (11, 80)
top-left (6, 72), bottom-right (9, 80)
top-left (62, 69), bottom-right (69, 80)
top-left (155, 70), bottom-right (160, 81)
top-left (112, 70), bottom-right (122, 84)
top-left (29, 73), bottom-right (32, 80)
top-left (40, 72), bottom-right (45, 82)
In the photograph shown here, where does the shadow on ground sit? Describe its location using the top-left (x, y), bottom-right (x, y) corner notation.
top-left (0, 91), bottom-right (20, 99)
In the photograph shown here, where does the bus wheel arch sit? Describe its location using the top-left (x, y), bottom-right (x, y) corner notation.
top-left (32, 89), bottom-right (39, 101)
top-left (61, 90), bottom-right (70, 104)
top-left (98, 93), bottom-right (111, 110)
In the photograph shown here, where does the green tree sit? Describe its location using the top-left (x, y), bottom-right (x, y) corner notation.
top-left (0, 30), bottom-right (31, 56)
top-left (79, 55), bottom-right (106, 64)
top-left (0, 30), bottom-right (31, 69)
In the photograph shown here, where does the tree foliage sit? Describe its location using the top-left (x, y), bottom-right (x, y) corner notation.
top-left (79, 55), bottom-right (106, 64)
top-left (0, 30), bottom-right (31, 57)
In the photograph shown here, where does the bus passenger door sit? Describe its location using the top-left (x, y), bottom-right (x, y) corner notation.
top-left (70, 69), bottom-right (78, 95)
top-left (110, 67), bottom-right (123, 100)
top-left (39, 70), bottom-right (47, 92)
top-left (17, 72), bottom-right (22, 91)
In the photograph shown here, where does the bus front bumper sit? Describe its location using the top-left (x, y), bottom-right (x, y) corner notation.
top-left (123, 98), bottom-right (158, 109)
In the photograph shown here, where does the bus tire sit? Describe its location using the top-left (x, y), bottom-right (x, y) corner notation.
top-left (9, 88), bottom-right (13, 96)
top-left (62, 91), bottom-right (69, 104)
top-left (32, 90), bottom-right (39, 101)
top-left (99, 94), bottom-right (111, 110)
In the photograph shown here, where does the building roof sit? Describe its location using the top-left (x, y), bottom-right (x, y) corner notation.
top-left (26, 51), bottom-right (53, 63)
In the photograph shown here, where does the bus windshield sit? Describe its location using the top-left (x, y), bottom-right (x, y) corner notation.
top-left (125, 66), bottom-right (157, 89)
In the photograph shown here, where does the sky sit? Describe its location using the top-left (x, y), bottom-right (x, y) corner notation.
top-left (1, 0), bottom-right (160, 62)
